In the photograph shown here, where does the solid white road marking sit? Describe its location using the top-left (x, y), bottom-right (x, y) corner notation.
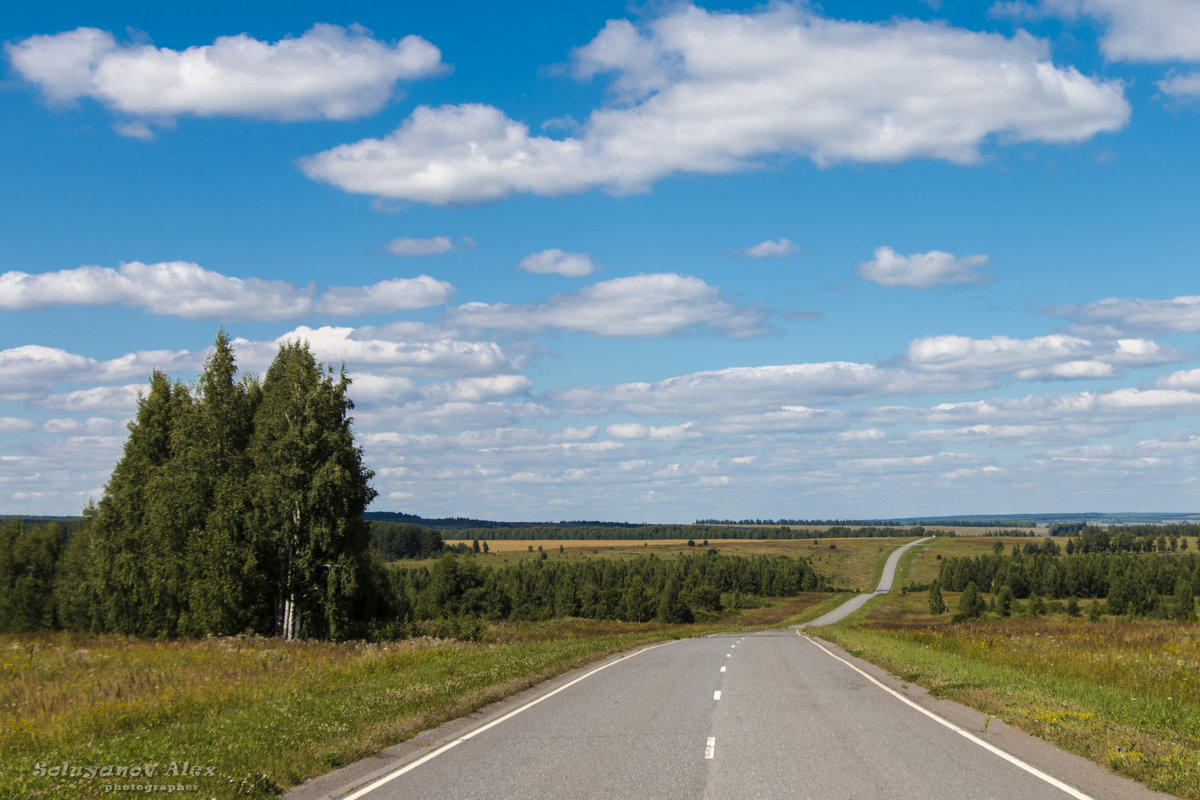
top-left (339, 642), bottom-right (674, 800)
top-left (705, 737), bottom-right (716, 759)
top-left (713, 690), bottom-right (721, 700)
top-left (801, 634), bottom-right (1095, 800)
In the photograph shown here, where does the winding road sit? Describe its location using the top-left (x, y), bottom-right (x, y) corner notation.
top-left (289, 538), bottom-right (1171, 800)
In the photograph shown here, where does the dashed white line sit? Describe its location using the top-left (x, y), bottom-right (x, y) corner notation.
top-left (713, 690), bottom-right (722, 700)
top-left (720, 665), bottom-right (726, 673)
top-left (705, 737), bottom-right (716, 760)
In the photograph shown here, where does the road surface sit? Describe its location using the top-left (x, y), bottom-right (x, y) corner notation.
top-left (289, 538), bottom-right (1170, 800)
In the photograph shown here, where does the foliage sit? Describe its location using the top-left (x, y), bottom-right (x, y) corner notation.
top-left (393, 550), bottom-right (825, 624)
top-left (20, 331), bottom-right (384, 641)
top-left (936, 548), bottom-right (1199, 619)
top-left (927, 579), bottom-right (946, 615)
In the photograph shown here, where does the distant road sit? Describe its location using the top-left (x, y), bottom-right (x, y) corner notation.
top-left (798, 535), bottom-right (931, 627)
top-left (292, 536), bottom-right (1169, 800)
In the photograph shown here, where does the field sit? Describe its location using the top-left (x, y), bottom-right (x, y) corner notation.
top-left (812, 536), bottom-right (1200, 799)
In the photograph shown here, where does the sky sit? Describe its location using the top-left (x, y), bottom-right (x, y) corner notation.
top-left (2, 0), bottom-right (1200, 523)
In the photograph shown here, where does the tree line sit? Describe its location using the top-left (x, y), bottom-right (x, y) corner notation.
top-left (443, 524), bottom-right (949, 541)
top-left (388, 550), bottom-right (828, 627)
top-left (934, 547), bottom-right (1198, 620)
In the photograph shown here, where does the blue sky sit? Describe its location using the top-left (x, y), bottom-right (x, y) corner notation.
top-left (3, 0), bottom-right (1200, 522)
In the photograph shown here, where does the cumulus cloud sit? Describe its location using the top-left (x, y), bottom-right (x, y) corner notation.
top-left (903, 333), bottom-right (1178, 379)
top-left (606, 422), bottom-right (697, 440)
top-left (551, 361), bottom-right (975, 416)
top-left (299, 4), bottom-right (1128, 204)
top-left (517, 249), bottom-right (598, 277)
top-left (739, 239), bottom-right (799, 259)
top-left (869, 386), bottom-right (1200, 428)
top-left (1156, 368), bottom-right (1200, 390)
top-left (0, 417), bottom-right (38, 434)
top-left (447, 273), bottom-right (767, 338)
top-left (384, 236), bottom-right (474, 256)
top-left (317, 276), bottom-right (456, 316)
top-left (858, 246), bottom-right (990, 288)
top-left (38, 384), bottom-right (149, 413)
top-left (1030, 0), bottom-right (1200, 62)
top-left (239, 325), bottom-right (518, 378)
top-left (1053, 294), bottom-right (1200, 333)
top-left (7, 24), bottom-right (444, 128)
top-left (0, 262), bottom-right (453, 320)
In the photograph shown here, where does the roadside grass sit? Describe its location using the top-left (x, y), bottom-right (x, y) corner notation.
top-left (0, 593), bottom-right (836, 799)
top-left (811, 537), bottom-right (1200, 799)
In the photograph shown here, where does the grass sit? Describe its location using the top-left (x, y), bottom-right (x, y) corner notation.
top-left (811, 536), bottom-right (1200, 799)
top-left (1, 591), bottom-right (837, 799)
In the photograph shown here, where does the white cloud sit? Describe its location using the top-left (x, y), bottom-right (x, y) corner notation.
top-left (7, 24), bottom-right (444, 126)
top-left (38, 384), bottom-right (148, 413)
top-left (868, 386), bottom-right (1200, 428)
top-left (316, 276), bottom-right (455, 316)
top-left (517, 249), bottom-right (598, 277)
top-left (858, 246), bottom-right (990, 288)
top-left (299, 5), bottom-right (1128, 204)
top-left (739, 238), bottom-right (799, 259)
top-left (384, 236), bottom-right (468, 256)
top-left (704, 406), bottom-right (845, 434)
top-left (447, 273), bottom-right (767, 338)
top-left (551, 361), bottom-right (974, 416)
top-left (238, 325), bottom-right (517, 379)
top-left (1055, 294), bottom-right (1200, 333)
top-left (0, 417), bottom-right (38, 434)
top-left (1034, 0), bottom-right (1200, 62)
top-left (605, 422), bottom-right (697, 440)
top-left (0, 262), bottom-right (453, 320)
top-left (909, 423), bottom-right (1114, 444)
top-left (112, 120), bottom-right (155, 140)
top-left (903, 333), bottom-right (1177, 378)
top-left (838, 429), bottom-right (886, 441)
top-left (43, 417), bottom-right (124, 435)
top-left (1158, 72), bottom-right (1200, 102)
top-left (1156, 368), bottom-right (1200, 390)
top-left (419, 375), bottom-right (533, 403)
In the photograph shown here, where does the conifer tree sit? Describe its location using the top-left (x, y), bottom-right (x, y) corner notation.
top-left (181, 331), bottom-right (264, 635)
top-left (90, 370), bottom-right (190, 635)
top-left (249, 341), bottom-right (377, 639)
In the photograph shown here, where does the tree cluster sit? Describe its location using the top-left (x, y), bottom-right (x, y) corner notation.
top-left (7, 333), bottom-right (392, 640)
top-left (389, 550), bottom-right (827, 625)
top-left (937, 549), bottom-right (1199, 620)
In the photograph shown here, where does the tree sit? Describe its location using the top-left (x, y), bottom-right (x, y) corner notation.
top-left (927, 579), bottom-right (946, 615)
top-left (249, 341), bottom-right (378, 639)
top-left (181, 331), bottom-right (264, 635)
top-left (89, 370), bottom-right (191, 636)
top-left (0, 520), bottom-right (61, 631)
top-left (658, 575), bottom-right (694, 623)
top-left (956, 581), bottom-right (985, 620)
top-left (1171, 578), bottom-right (1196, 622)
top-left (995, 584), bottom-right (1014, 617)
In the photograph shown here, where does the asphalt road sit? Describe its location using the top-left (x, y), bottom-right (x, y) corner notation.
top-left (291, 537), bottom-right (1171, 800)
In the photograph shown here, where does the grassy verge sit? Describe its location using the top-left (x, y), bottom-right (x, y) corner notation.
top-left (811, 538), bottom-right (1200, 799)
top-left (1, 593), bottom-right (834, 799)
